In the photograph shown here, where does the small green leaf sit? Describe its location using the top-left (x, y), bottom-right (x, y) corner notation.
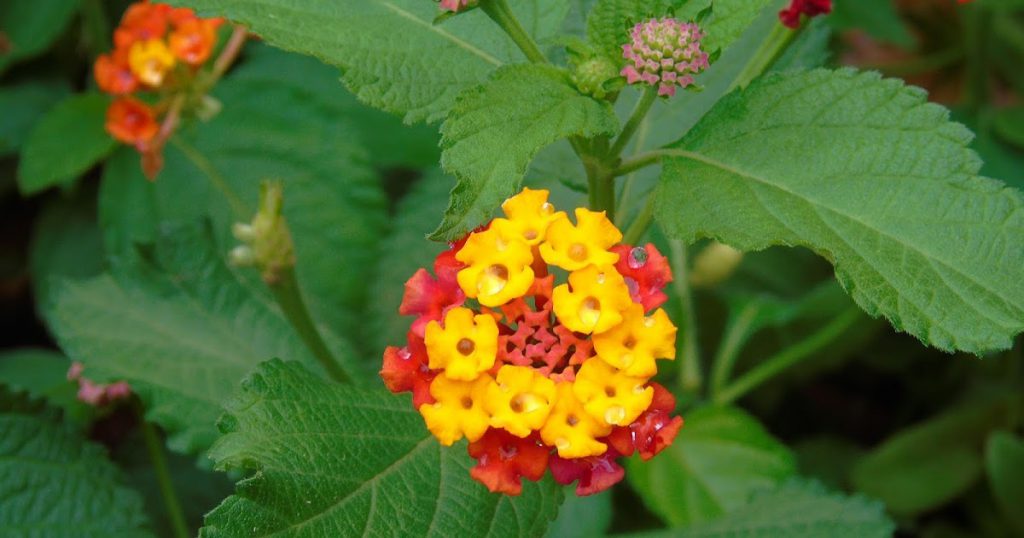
top-left (0, 80), bottom-right (70, 156)
top-left (655, 69), bottom-right (1024, 353)
top-left (985, 431), bottom-right (1024, 533)
top-left (201, 359), bottom-right (564, 537)
top-left (0, 0), bottom-right (80, 72)
top-left (626, 480), bottom-right (894, 538)
top-left (545, 490), bottom-right (612, 538)
top-left (432, 64), bottom-right (618, 240)
top-left (851, 393), bottom-right (1017, 515)
top-left (169, 0), bottom-right (569, 123)
top-left (17, 93), bottom-right (117, 195)
top-left (46, 225), bottom-right (351, 455)
top-left (627, 405), bottom-right (797, 526)
top-left (0, 388), bottom-right (152, 537)
top-left (369, 170), bottom-right (452, 358)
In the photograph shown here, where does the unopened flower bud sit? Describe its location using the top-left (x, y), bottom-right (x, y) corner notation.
top-left (230, 181), bottom-right (296, 284)
top-left (689, 241), bottom-right (744, 288)
top-left (573, 56), bottom-right (622, 100)
top-left (622, 18), bottom-right (710, 97)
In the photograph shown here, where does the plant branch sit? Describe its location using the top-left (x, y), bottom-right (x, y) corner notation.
top-left (138, 411), bottom-right (188, 538)
top-left (728, 21), bottom-right (797, 92)
top-left (271, 267), bottom-right (351, 383)
top-left (669, 240), bottom-right (702, 394)
top-left (609, 86), bottom-right (658, 158)
top-left (479, 0), bottom-right (548, 64)
top-left (210, 25), bottom-right (249, 84)
top-left (713, 308), bottom-right (861, 406)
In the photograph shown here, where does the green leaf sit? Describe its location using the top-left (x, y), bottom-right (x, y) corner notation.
top-left (851, 393), bottom-right (1017, 515)
top-left (0, 0), bottom-right (80, 72)
top-left (655, 69), bottom-right (1024, 353)
top-left (627, 405), bottom-right (797, 526)
top-left (985, 431), bottom-right (1024, 533)
top-left (0, 348), bottom-right (86, 421)
top-left (369, 170), bottom-right (452, 358)
top-left (46, 225), bottom-right (350, 455)
top-left (17, 93), bottom-right (117, 195)
top-left (170, 0), bottom-right (569, 123)
top-left (545, 490), bottom-right (612, 538)
top-left (0, 80), bottom-right (70, 156)
top-left (201, 359), bottom-right (564, 537)
top-left (830, 0), bottom-right (914, 48)
top-left (432, 64), bottom-right (618, 240)
top-left (98, 50), bottom-right (388, 344)
top-left (628, 480), bottom-right (894, 538)
top-left (993, 106), bottom-right (1024, 150)
top-left (0, 388), bottom-right (152, 537)
top-left (676, 0), bottom-right (776, 54)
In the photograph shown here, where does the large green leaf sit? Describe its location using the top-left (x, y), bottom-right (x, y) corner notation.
top-left (0, 0), bottom-right (80, 72)
top-left (17, 93), bottom-right (117, 195)
top-left (46, 225), bottom-right (353, 455)
top-left (851, 393), bottom-right (1017, 515)
top-left (432, 64), bottom-right (618, 240)
top-left (98, 49), bottom-right (388, 343)
top-left (202, 359), bottom-right (564, 537)
top-left (655, 69), bottom-right (1024, 353)
top-left (29, 187), bottom-right (105, 311)
top-left (627, 405), bottom-right (797, 527)
top-left (629, 480), bottom-right (894, 538)
top-left (0, 389), bottom-right (152, 537)
top-left (676, 0), bottom-right (776, 53)
top-left (0, 80), bottom-right (70, 156)
top-left (170, 0), bottom-right (569, 123)
top-left (985, 431), bottom-right (1024, 533)
top-left (369, 170), bottom-right (452, 358)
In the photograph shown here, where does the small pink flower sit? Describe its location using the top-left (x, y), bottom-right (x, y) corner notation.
top-left (621, 18), bottom-right (709, 97)
top-left (67, 362), bottom-right (85, 381)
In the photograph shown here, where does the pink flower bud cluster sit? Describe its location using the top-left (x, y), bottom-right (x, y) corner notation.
top-left (621, 18), bottom-right (709, 97)
top-left (67, 362), bottom-right (132, 407)
top-left (439, 0), bottom-right (475, 12)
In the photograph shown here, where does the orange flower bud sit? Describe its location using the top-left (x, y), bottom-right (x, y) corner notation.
top-left (105, 97), bottom-right (159, 146)
top-left (169, 17), bottom-right (222, 65)
top-left (94, 49), bottom-right (138, 95)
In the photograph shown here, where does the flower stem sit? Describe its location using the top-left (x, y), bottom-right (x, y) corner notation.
top-left (669, 240), bottom-right (702, 394)
top-left (271, 267), bottom-right (350, 383)
top-left (609, 86), bottom-right (658, 158)
top-left (138, 412), bottom-right (188, 538)
top-left (479, 0), bottom-right (548, 64)
top-left (713, 308), bottom-right (861, 406)
top-left (709, 301), bottom-right (762, 399)
top-left (210, 25), bottom-right (249, 84)
top-left (728, 21), bottom-right (797, 92)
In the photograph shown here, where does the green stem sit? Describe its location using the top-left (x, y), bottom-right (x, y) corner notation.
top-left (669, 240), bottom-right (702, 394)
top-left (271, 268), bottom-right (350, 383)
top-left (728, 21), bottom-right (798, 92)
top-left (139, 414), bottom-right (188, 538)
top-left (479, 0), bottom-right (548, 64)
top-left (713, 308), bottom-right (861, 406)
top-left (709, 302), bottom-right (761, 399)
top-left (622, 195), bottom-right (654, 245)
top-left (613, 150), bottom-right (663, 178)
top-left (609, 87), bottom-right (658, 158)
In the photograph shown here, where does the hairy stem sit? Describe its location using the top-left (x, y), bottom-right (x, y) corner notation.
top-left (609, 86), bottom-right (658, 158)
top-left (139, 413), bottom-right (188, 538)
top-left (271, 268), bottom-right (351, 383)
top-left (669, 240), bottom-right (702, 394)
top-left (713, 308), bottom-right (861, 406)
top-left (729, 21), bottom-right (797, 92)
top-left (480, 0), bottom-right (548, 64)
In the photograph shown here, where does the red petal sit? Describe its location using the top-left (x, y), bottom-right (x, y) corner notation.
top-left (468, 430), bottom-right (550, 495)
top-left (549, 451), bottom-right (625, 496)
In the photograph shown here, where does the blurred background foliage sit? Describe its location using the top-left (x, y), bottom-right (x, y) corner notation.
top-left (1, 0), bottom-right (1022, 536)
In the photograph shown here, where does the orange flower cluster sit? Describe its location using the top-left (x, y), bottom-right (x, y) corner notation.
top-left (95, 1), bottom-right (223, 169)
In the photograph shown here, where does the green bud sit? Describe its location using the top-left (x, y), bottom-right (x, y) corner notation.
top-left (231, 181), bottom-right (295, 284)
top-left (573, 56), bottom-right (622, 100)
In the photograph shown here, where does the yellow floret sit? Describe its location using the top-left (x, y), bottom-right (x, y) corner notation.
top-left (593, 304), bottom-right (677, 377)
top-left (419, 374), bottom-right (493, 446)
top-left (552, 265), bottom-right (633, 334)
top-left (540, 382), bottom-right (611, 458)
top-left (539, 208), bottom-right (621, 271)
top-left (456, 227), bottom-right (535, 307)
top-left (484, 365), bottom-right (556, 437)
top-left (490, 188), bottom-right (563, 246)
top-left (573, 359), bottom-right (653, 427)
top-left (128, 38), bottom-right (175, 87)
top-left (424, 307), bottom-right (499, 381)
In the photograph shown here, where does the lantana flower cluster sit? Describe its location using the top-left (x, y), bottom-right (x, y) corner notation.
top-left (94, 1), bottom-right (223, 171)
top-left (622, 18), bottom-right (709, 97)
top-left (381, 188), bottom-right (684, 496)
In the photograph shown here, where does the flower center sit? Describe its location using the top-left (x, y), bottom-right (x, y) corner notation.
top-left (568, 243), bottom-right (588, 262)
top-left (456, 338), bottom-right (475, 356)
top-left (510, 393), bottom-right (541, 414)
top-left (566, 413), bottom-right (580, 427)
top-left (460, 396), bottom-right (473, 409)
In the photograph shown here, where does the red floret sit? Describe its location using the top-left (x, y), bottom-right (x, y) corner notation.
top-left (612, 244), bottom-right (673, 311)
top-left (549, 450), bottom-right (625, 496)
top-left (606, 383), bottom-right (683, 461)
top-left (380, 333), bottom-right (436, 408)
top-left (468, 430), bottom-right (550, 495)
